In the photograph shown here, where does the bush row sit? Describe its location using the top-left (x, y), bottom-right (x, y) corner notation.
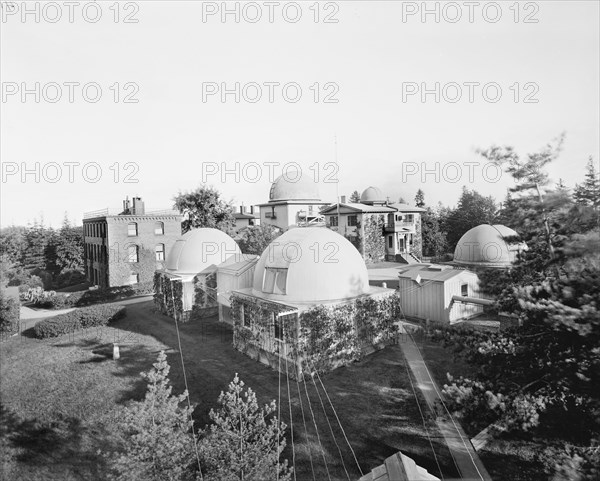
top-left (0, 290), bottom-right (20, 335)
top-left (33, 304), bottom-right (127, 339)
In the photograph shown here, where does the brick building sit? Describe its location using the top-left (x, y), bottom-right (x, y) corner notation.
top-left (83, 196), bottom-right (183, 288)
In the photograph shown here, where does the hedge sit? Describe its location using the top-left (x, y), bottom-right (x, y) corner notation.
top-left (0, 290), bottom-right (20, 335)
top-left (33, 304), bottom-right (127, 339)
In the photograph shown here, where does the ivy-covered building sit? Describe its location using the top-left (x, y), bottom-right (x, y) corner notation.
top-left (154, 228), bottom-right (243, 322)
top-left (230, 227), bottom-right (398, 379)
top-left (322, 186), bottom-right (425, 264)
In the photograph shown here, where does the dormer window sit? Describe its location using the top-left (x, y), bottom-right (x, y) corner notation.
top-left (263, 268), bottom-right (288, 295)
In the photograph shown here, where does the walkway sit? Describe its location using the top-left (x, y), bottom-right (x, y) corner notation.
top-left (397, 326), bottom-right (492, 481)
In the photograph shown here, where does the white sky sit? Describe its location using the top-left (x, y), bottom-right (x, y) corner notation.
top-left (1, 0), bottom-right (599, 227)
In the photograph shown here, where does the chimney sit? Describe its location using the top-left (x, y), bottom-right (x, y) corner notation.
top-left (250, 205), bottom-right (254, 214)
top-left (122, 196), bottom-right (130, 214)
top-left (341, 195), bottom-right (346, 203)
top-left (131, 197), bottom-right (145, 215)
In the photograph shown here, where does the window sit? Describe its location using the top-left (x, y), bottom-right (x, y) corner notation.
top-left (348, 215), bottom-right (358, 226)
top-left (461, 284), bottom-right (468, 296)
top-left (274, 314), bottom-right (283, 341)
top-left (128, 222), bottom-right (138, 236)
top-left (388, 236), bottom-right (393, 248)
top-left (127, 245), bottom-right (139, 263)
top-left (407, 214), bottom-right (414, 223)
top-left (262, 268), bottom-right (288, 295)
top-left (242, 305), bottom-right (251, 328)
top-left (330, 216), bottom-right (339, 227)
top-left (154, 222), bottom-right (164, 235)
top-left (128, 273), bottom-right (139, 285)
top-left (155, 244), bottom-right (165, 261)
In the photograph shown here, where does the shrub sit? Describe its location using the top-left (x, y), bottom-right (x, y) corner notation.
top-left (0, 289), bottom-right (20, 335)
top-left (33, 304), bottom-right (126, 339)
top-left (54, 269), bottom-right (86, 289)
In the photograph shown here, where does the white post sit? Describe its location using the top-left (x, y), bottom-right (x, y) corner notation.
top-left (113, 343), bottom-right (120, 360)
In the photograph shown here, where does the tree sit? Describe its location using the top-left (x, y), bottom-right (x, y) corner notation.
top-left (236, 225), bottom-right (281, 255)
top-left (0, 288), bottom-right (20, 335)
top-left (199, 374), bottom-right (292, 481)
top-left (478, 133), bottom-right (565, 258)
top-left (55, 214), bottom-right (84, 272)
top-left (105, 351), bottom-right (198, 481)
top-left (174, 186), bottom-right (235, 234)
top-left (414, 189), bottom-right (425, 208)
top-left (443, 187), bottom-right (498, 251)
top-left (574, 157), bottom-right (600, 209)
top-left (349, 190), bottom-right (361, 203)
top-left (421, 207), bottom-right (448, 258)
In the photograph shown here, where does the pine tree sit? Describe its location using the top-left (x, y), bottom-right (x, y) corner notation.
top-left (199, 374), bottom-right (292, 481)
top-left (414, 189), bottom-right (425, 208)
top-left (349, 190), bottom-right (361, 203)
top-left (574, 157), bottom-right (600, 209)
top-left (104, 351), bottom-right (198, 481)
top-left (55, 214), bottom-right (84, 272)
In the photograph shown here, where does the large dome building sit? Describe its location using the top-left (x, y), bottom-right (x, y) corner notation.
top-left (453, 224), bottom-right (527, 268)
top-left (231, 227), bottom-right (395, 378)
top-left (258, 170), bottom-right (330, 231)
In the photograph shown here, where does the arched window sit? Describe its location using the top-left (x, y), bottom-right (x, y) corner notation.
top-left (128, 222), bottom-right (138, 236)
top-left (154, 221), bottom-right (164, 235)
top-left (127, 245), bottom-right (139, 263)
top-left (155, 244), bottom-right (165, 261)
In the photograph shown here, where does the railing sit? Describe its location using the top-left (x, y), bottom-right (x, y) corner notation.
top-left (386, 221), bottom-right (415, 229)
top-left (83, 208), bottom-right (180, 219)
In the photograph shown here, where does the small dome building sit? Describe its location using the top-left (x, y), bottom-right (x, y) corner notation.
top-left (360, 186), bottom-right (386, 205)
top-left (453, 224), bottom-right (527, 268)
top-left (155, 228), bottom-right (244, 321)
top-left (258, 170), bottom-right (330, 231)
top-left (231, 227), bottom-right (397, 378)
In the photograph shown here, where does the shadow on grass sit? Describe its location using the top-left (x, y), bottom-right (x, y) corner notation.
top-left (0, 402), bottom-right (111, 479)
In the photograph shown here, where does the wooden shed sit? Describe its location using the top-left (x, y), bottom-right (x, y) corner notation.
top-left (397, 264), bottom-right (491, 324)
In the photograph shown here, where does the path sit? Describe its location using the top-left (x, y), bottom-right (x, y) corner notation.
top-left (398, 327), bottom-right (492, 481)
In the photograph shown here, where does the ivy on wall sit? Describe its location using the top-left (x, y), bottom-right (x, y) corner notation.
top-left (191, 271), bottom-right (219, 319)
top-left (153, 272), bottom-right (184, 321)
top-left (231, 292), bottom-right (401, 376)
top-left (413, 214), bottom-right (423, 260)
top-left (361, 214), bottom-right (386, 264)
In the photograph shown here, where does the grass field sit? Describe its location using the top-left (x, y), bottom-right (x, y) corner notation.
top-left (1, 300), bottom-right (458, 481)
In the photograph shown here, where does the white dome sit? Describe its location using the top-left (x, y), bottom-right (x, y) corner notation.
top-left (269, 171), bottom-right (321, 202)
top-left (454, 224), bottom-right (527, 268)
top-left (252, 227), bottom-right (369, 304)
top-left (165, 228), bottom-right (241, 275)
top-left (360, 186), bottom-right (385, 204)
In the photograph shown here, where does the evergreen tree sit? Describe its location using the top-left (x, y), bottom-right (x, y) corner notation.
top-left (105, 351), bottom-right (198, 481)
top-left (174, 186), bottom-right (235, 234)
top-left (55, 214), bottom-right (84, 272)
top-left (574, 157), bottom-right (600, 209)
top-left (349, 190), bottom-right (361, 203)
top-left (199, 374), bottom-right (292, 481)
top-left (414, 189), bottom-right (425, 208)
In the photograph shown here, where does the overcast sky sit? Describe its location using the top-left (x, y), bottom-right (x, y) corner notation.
top-left (1, 0), bottom-right (599, 227)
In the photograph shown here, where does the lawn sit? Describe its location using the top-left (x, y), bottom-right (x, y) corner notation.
top-left (1, 299), bottom-right (461, 480)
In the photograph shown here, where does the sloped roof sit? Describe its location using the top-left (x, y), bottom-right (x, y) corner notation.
top-left (397, 264), bottom-right (474, 282)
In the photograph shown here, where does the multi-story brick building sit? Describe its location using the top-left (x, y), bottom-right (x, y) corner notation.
top-left (82, 196), bottom-right (183, 288)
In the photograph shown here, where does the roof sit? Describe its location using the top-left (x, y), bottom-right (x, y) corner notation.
top-left (454, 224), bottom-right (527, 268)
top-left (251, 227), bottom-right (371, 304)
top-left (321, 203), bottom-right (396, 214)
top-left (234, 213), bottom-right (259, 220)
top-left (397, 264), bottom-right (475, 282)
top-left (321, 203), bottom-right (425, 215)
top-left (217, 254), bottom-right (259, 275)
top-left (361, 186), bottom-right (386, 204)
top-left (164, 228), bottom-right (241, 275)
top-left (268, 171), bottom-right (321, 203)
top-left (358, 451), bottom-right (440, 481)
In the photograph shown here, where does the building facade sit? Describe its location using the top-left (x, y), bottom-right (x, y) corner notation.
top-left (233, 205), bottom-right (260, 233)
top-left (258, 172), bottom-right (330, 231)
top-left (83, 196), bottom-right (182, 288)
top-left (322, 186), bottom-right (425, 263)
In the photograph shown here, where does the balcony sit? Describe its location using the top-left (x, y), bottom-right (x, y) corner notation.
top-left (385, 221), bottom-right (415, 232)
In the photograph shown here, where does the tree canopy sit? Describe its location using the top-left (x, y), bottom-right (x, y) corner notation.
top-left (174, 186), bottom-right (235, 234)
